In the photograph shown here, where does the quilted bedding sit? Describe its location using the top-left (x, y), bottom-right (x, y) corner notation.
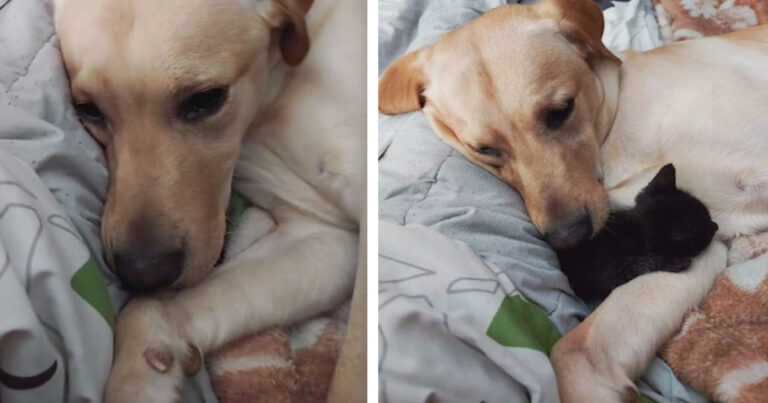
top-left (378, 1), bottom-right (709, 402)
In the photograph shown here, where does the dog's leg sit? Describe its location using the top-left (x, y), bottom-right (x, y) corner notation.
top-left (223, 206), bottom-right (276, 261)
top-left (179, 211), bottom-right (358, 352)
top-left (104, 209), bottom-right (358, 403)
top-left (551, 240), bottom-right (728, 403)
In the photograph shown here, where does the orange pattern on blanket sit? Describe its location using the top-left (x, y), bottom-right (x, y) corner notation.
top-left (653, 0), bottom-right (768, 42)
top-left (662, 237), bottom-right (768, 403)
top-left (207, 318), bottom-right (341, 403)
top-left (643, 5), bottom-right (768, 397)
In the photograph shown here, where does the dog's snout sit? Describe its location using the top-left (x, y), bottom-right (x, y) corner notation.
top-left (545, 214), bottom-right (593, 249)
top-left (113, 248), bottom-right (184, 293)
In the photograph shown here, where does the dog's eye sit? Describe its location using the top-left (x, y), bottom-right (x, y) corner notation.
top-left (75, 102), bottom-right (106, 126)
top-left (544, 98), bottom-right (575, 130)
top-left (179, 87), bottom-right (229, 122)
top-left (477, 146), bottom-right (502, 158)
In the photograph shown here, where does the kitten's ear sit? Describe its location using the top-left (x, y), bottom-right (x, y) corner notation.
top-left (646, 164), bottom-right (677, 194)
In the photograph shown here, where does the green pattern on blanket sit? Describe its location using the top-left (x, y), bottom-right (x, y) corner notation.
top-left (71, 258), bottom-right (116, 329)
top-left (486, 295), bottom-right (561, 354)
top-left (487, 296), bottom-right (658, 403)
top-left (227, 191), bottom-right (249, 228)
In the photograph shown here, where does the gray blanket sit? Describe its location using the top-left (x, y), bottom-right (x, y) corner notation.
top-left (378, 1), bottom-right (707, 402)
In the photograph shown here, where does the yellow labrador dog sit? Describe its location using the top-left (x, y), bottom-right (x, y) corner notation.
top-left (53, 0), bottom-right (363, 401)
top-left (380, 0), bottom-right (768, 401)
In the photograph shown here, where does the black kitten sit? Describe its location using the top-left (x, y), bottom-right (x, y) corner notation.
top-left (556, 164), bottom-right (719, 305)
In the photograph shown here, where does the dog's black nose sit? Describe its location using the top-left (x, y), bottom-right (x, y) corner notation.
top-left (113, 248), bottom-right (184, 293)
top-left (545, 214), bottom-right (593, 249)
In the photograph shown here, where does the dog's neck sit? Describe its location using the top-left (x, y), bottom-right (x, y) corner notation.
top-left (593, 58), bottom-right (621, 147)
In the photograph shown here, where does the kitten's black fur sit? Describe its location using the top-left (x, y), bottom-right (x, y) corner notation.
top-left (556, 164), bottom-right (719, 305)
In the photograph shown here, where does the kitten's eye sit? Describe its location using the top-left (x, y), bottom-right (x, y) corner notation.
top-left (179, 87), bottom-right (229, 122)
top-left (477, 146), bottom-right (502, 158)
top-left (75, 102), bottom-right (106, 126)
top-left (544, 98), bottom-right (575, 130)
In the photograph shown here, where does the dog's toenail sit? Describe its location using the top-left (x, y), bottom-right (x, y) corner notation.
top-left (144, 348), bottom-right (174, 373)
top-left (182, 343), bottom-right (203, 377)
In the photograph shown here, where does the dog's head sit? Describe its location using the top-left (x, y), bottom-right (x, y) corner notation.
top-left (54, 0), bottom-right (313, 292)
top-left (379, 0), bottom-right (620, 249)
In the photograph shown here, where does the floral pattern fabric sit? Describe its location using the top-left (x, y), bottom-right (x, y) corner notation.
top-left (653, 0), bottom-right (768, 42)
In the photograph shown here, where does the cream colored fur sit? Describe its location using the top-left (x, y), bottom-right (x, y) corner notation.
top-left (378, 1), bottom-right (768, 401)
top-left (53, 0), bottom-right (364, 402)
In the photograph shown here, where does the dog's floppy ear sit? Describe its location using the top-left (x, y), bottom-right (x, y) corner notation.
top-left (379, 49), bottom-right (428, 115)
top-left (261, 0), bottom-right (314, 66)
top-left (537, 0), bottom-right (620, 65)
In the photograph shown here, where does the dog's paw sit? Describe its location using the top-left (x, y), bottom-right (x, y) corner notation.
top-left (105, 298), bottom-right (202, 403)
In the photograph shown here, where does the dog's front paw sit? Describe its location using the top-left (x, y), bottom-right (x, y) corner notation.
top-left (105, 298), bottom-right (202, 403)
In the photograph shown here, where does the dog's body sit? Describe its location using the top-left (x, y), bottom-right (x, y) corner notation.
top-left (53, 0), bottom-right (363, 401)
top-left (602, 27), bottom-right (768, 237)
top-left (380, 1), bottom-right (768, 401)
top-left (552, 27), bottom-right (768, 402)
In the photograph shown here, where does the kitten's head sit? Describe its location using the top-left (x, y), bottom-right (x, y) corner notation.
top-left (635, 164), bottom-right (719, 258)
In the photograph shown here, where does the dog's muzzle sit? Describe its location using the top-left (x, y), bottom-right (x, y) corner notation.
top-left (113, 247), bottom-right (184, 293)
top-left (544, 213), bottom-right (593, 250)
